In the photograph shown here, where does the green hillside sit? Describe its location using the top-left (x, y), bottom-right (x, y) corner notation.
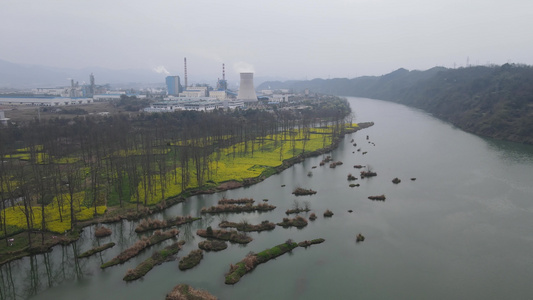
top-left (260, 64), bottom-right (533, 144)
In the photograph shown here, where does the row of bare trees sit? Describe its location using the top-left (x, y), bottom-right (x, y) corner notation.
top-left (0, 96), bottom-right (352, 246)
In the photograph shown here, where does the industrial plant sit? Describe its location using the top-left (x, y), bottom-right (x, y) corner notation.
top-left (147, 58), bottom-right (263, 112)
top-left (0, 57), bottom-right (297, 123)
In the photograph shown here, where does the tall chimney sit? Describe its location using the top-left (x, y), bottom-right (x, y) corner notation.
top-left (184, 57), bottom-right (188, 89)
top-left (237, 72), bottom-right (257, 102)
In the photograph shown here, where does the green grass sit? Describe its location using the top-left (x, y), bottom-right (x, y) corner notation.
top-left (225, 241), bottom-right (298, 284)
top-left (178, 249), bottom-right (204, 271)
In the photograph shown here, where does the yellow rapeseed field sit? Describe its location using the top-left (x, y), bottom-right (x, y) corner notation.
top-left (1, 123), bottom-right (353, 234)
top-left (1, 192), bottom-right (106, 234)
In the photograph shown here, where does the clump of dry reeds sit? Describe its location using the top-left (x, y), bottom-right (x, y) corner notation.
top-left (95, 226), bottom-right (112, 238)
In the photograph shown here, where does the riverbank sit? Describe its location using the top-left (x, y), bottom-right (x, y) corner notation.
top-left (0, 122), bottom-right (373, 266)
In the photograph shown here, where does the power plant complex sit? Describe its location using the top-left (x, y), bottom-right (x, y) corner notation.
top-left (1, 58), bottom-right (293, 122)
top-left (150, 58), bottom-right (261, 112)
top-left (164, 59), bottom-right (257, 103)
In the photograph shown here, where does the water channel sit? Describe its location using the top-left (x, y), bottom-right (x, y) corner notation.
top-left (2, 97), bottom-right (533, 299)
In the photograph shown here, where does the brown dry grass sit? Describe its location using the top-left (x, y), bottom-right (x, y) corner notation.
top-left (166, 284), bottom-right (217, 300)
top-left (94, 226), bottom-right (112, 238)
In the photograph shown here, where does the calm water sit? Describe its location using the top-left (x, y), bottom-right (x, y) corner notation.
top-left (2, 97), bottom-right (533, 300)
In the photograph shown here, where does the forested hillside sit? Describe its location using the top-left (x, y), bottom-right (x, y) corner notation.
top-left (260, 64), bottom-right (533, 144)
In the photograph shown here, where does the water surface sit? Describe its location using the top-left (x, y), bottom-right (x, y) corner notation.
top-left (2, 97), bottom-right (533, 299)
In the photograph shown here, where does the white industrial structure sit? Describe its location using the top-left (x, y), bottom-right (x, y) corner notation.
top-left (209, 90), bottom-right (227, 100)
top-left (144, 97), bottom-right (245, 113)
top-left (0, 110), bottom-right (9, 125)
top-left (236, 72), bottom-right (257, 102)
top-left (0, 97), bottom-right (93, 106)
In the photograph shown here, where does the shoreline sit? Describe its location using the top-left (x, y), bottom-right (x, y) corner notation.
top-left (0, 121), bottom-right (374, 266)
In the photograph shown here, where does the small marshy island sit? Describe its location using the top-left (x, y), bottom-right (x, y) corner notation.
top-left (298, 238), bottom-right (325, 248)
top-left (277, 216), bottom-right (309, 228)
top-left (225, 238), bottom-right (325, 285)
top-left (368, 195), bottom-right (386, 201)
top-left (165, 283), bottom-right (217, 300)
top-left (217, 198), bottom-right (255, 205)
top-left (285, 200), bottom-right (311, 215)
top-left (78, 242), bottom-right (116, 259)
top-left (198, 240), bottom-right (228, 252)
top-left (200, 202), bottom-right (276, 214)
top-left (123, 240), bottom-right (185, 281)
top-left (94, 226), bottom-right (112, 238)
top-left (135, 216), bottom-right (201, 233)
top-left (196, 227), bottom-right (253, 244)
top-left (179, 249), bottom-right (204, 271)
top-left (292, 187), bottom-right (317, 196)
top-left (101, 229), bottom-right (180, 269)
top-left (218, 220), bottom-right (276, 232)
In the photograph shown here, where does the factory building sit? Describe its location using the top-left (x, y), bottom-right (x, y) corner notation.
top-left (209, 90), bottom-right (227, 100)
top-left (180, 86), bottom-right (208, 97)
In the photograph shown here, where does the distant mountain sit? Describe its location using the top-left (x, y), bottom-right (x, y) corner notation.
top-left (259, 64), bottom-right (533, 144)
top-left (0, 59), bottom-right (166, 89)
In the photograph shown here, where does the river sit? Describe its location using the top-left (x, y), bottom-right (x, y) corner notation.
top-left (2, 97), bottom-right (533, 300)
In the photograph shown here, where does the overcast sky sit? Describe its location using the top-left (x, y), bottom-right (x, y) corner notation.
top-left (2, 0), bottom-right (533, 83)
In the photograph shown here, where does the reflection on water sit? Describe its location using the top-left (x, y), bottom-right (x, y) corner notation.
top-left (485, 137), bottom-right (533, 164)
top-left (1, 97), bottom-right (533, 299)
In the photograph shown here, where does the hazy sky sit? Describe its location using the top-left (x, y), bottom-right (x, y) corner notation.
top-left (2, 0), bottom-right (533, 82)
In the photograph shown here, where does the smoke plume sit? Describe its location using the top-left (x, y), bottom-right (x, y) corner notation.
top-left (153, 65), bottom-right (170, 75)
top-left (233, 61), bottom-right (255, 74)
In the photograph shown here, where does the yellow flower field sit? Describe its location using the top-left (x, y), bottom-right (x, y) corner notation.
top-left (1, 123), bottom-right (355, 234)
top-left (0, 192), bottom-right (106, 234)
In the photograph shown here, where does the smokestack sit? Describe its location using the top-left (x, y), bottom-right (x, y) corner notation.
top-left (237, 72), bottom-right (257, 102)
top-left (184, 57), bottom-right (188, 89)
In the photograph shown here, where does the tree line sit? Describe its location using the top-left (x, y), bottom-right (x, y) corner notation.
top-left (0, 96), bottom-right (352, 247)
top-left (259, 63), bottom-right (533, 144)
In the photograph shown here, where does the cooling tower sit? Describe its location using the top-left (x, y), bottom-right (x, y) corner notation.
top-left (237, 72), bottom-right (258, 102)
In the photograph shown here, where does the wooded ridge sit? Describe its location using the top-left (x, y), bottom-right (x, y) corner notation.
top-left (259, 64), bottom-right (533, 144)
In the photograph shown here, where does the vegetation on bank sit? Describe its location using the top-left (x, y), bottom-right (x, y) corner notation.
top-left (78, 242), bottom-right (115, 259)
top-left (0, 96), bottom-right (356, 263)
top-left (101, 228), bottom-right (179, 269)
top-left (196, 227), bottom-right (252, 244)
top-left (179, 249), bottom-right (204, 271)
top-left (124, 240), bottom-right (185, 281)
top-left (218, 220), bottom-right (276, 232)
top-left (217, 198), bottom-right (254, 205)
top-left (0, 231), bottom-right (77, 265)
top-left (260, 64), bottom-right (533, 144)
top-left (285, 200), bottom-right (311, 215)
top-left (298, 238), bottom-right (325, 248)
top-left (134, 216), bottom-right (200, 233)
top-left (277, 216), bottom-right (308, 228)
top-left (94, 226), bottom-right (112, 238)
top-left (368, 195), bottom-right (386, 201)
top-left (166, 284), bottom-right (217, 300)
top-left (198, 240), bottom-right (227, 252)
top-left (200, 203), bottom-right (276, 214)
top-left (225, 240), bottom-right (300, 284)
top-left (292, 187), bottom-right (317, 196)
